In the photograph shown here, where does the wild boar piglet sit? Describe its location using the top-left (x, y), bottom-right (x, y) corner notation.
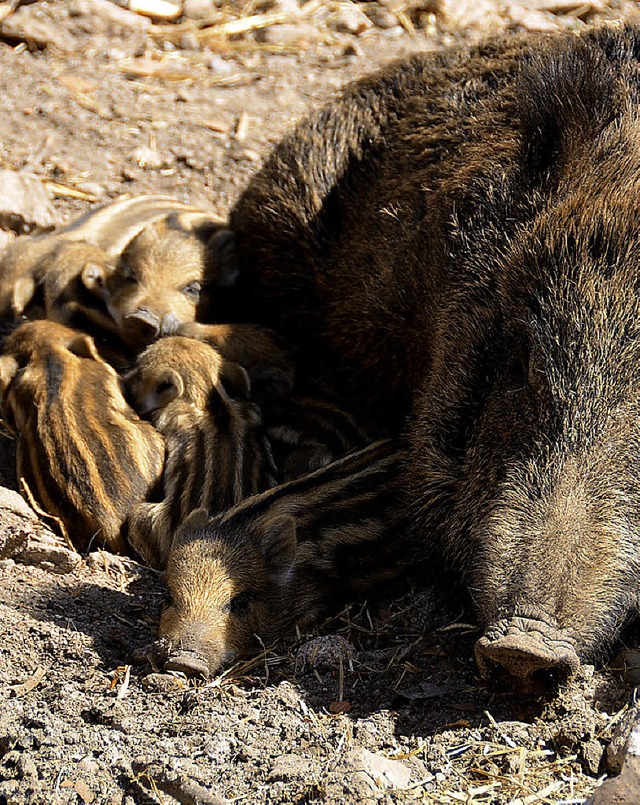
top-left (108, 214), bottom-right (236, 352)
top-left (125, 335), bottom-right (277, 568)
top-left (0, 194), bottom-right (209, 322)
top-left (0, 320), bottom-right (165, 553)
top-left (157, 439), bottom-right (406, 678)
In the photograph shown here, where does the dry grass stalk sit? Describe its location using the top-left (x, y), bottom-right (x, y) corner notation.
top-left (19, 476), bottom-right (75, 550)
top-left (9, 665), bottom-right (48, 697)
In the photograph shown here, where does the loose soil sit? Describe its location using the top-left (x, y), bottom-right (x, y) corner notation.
top-left (1, 2), bottom-right (639, 803)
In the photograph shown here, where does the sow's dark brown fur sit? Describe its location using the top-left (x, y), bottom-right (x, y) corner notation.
top-left (231, 25), bottom-right (640, 685)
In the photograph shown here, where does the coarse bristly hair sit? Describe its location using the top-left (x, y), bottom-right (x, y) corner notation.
top-left (228, 24), bottom-right (640, 677)
top-left (159, 440), bottom-right (410, 677)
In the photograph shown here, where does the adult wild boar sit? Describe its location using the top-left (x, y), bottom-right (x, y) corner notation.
top-left (230, 25), bottom-right (640, 687)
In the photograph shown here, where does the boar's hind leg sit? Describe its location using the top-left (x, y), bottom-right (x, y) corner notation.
top-left (475, 610), bottom-right (580, 690)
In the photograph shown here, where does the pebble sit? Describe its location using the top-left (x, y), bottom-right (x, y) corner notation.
top-left (69, 0), bottom-right (151, 32)
top-left (256, 23), bottom-right (320, 46)
top-left (141, 673), bottom-right (186, 693)
top-left (268, 753), bottom-right (316, 782)
top-left (0, 169), bottom-right (55, 233)
top-left (296, 634), bottom-right (356, 671)
top-left (1, 5), bottom-right (76, 52)
top-left (343, 747), bottom-right (412, 791)
top-left (129, 145), bottom-right (167, 170)
top-left (182, 0), bottom-right (216, 19)
top-left (330, 6), bottom-right (372, 35)
top-left (591, 709), bottom-right (640, 804)
top-left (607, 704), bottom-right (640, 774)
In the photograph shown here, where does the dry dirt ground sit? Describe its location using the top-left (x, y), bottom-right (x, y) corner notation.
top-left (1, 2), bottom-right (640, 803)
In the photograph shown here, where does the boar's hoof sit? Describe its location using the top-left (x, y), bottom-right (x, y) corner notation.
top-left (475, 615), bottom-right (580, 689)
top-left (164, 650), bottom-right (211, 679)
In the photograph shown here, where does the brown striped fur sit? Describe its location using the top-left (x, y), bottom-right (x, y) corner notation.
top-left (0, 195), bottom-right (209, 322)
top-left (263, 389), bottom-right (374, 481)
top-left (158, 440), bottom-right (406, 677)
top-left (175, 321), bottom-right (295, 402)
top-left (0, 320), bottom-right (165, 552)
top-left (106, 215), bottom-right (236, 353)
top-left (125, 336), bottom-right (277, 568)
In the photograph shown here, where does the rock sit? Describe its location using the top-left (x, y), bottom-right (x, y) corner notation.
top-left (256, 22), bottom-right (320, 46)
top-left (343, 747), bottom-right (412, 791)
top-left (129, 146), bottom-right (167, 170)
top-left (580, 738), bottom-right (604, 776)
top-left (140, 673), bottom-right (186, 693)
top-left (590, 709), bottom-right (640, 804)
top-left (127, 0), bottom-right (182, 21)
top-left (268, 754), bottom-right (316, 782)
top-left (296, 635), bottom-right (356, 671)
top-left (0, 485), bottom-right (81, 573)
top-left (182, 0), bottom-right (215, 19)
top-left (437, 0), bottom-right (504, 33)
top-left (0, 170), bottom-right (55, 234)
top-left (18, 533), bottom-right (81, 574)
top-left (330, 6), bottom-right (372, 35)
top-left (1, 5), bottom-right (77, 52)
top-left (68, 0), bottom-right (151, 31)
top-left (606, 704), bottom-right (640, 774)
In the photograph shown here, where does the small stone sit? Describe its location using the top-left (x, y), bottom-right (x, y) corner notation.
top-left (1, 5), bottom-right (76, 52)
top-left (76, 182), bottom-right (107, 200)
top-left (343, 747), bottom-right (412, 791)
top-left (296, 635), bottom-right (356, 671)
top-left (129, 145), bottom-right (167, 170)
top-left (607, 705), bottom-right (640, 774)
top-left (367, 7), bottom-right (397, 29)
top-left (141, 673), bottom-right (186, 693)
top-left (581, 738), bottom-right (604, 776)
top-left (127, 0), bottom-right (182, 21)
top-left (179, 32), bottom-right (199, 50)
top-left (182, 0), bottom-right (215, 19)
top-left (0, 170), bottom-right (55, 233)
top-left (268, 754), bottom-right (315, 782)
top-left (256, 23), bottom-right (319, 46)
top-left (330, 6), bottom-right (372, 35)
top-left (69, 0), bottom-right (151, 31)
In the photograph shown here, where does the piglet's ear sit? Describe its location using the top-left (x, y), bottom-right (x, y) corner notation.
top-left (0, 355), bottom-right (19, 392)
top-left (67, 333), bottom-right (104, 364)
top-left (173, 507), bottom-right (210, 548)
top-left (262, 514), bottom-right (297, 578)
top-left (81, 261), bottom-right (110, 298)
top-left (12, 276), bottom-right (36, 316)
top-left (155, 369), bottom-right (184, 406)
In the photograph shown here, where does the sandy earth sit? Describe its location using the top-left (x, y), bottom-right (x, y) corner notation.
top-left (1, 1), bottom-right (640, 803)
